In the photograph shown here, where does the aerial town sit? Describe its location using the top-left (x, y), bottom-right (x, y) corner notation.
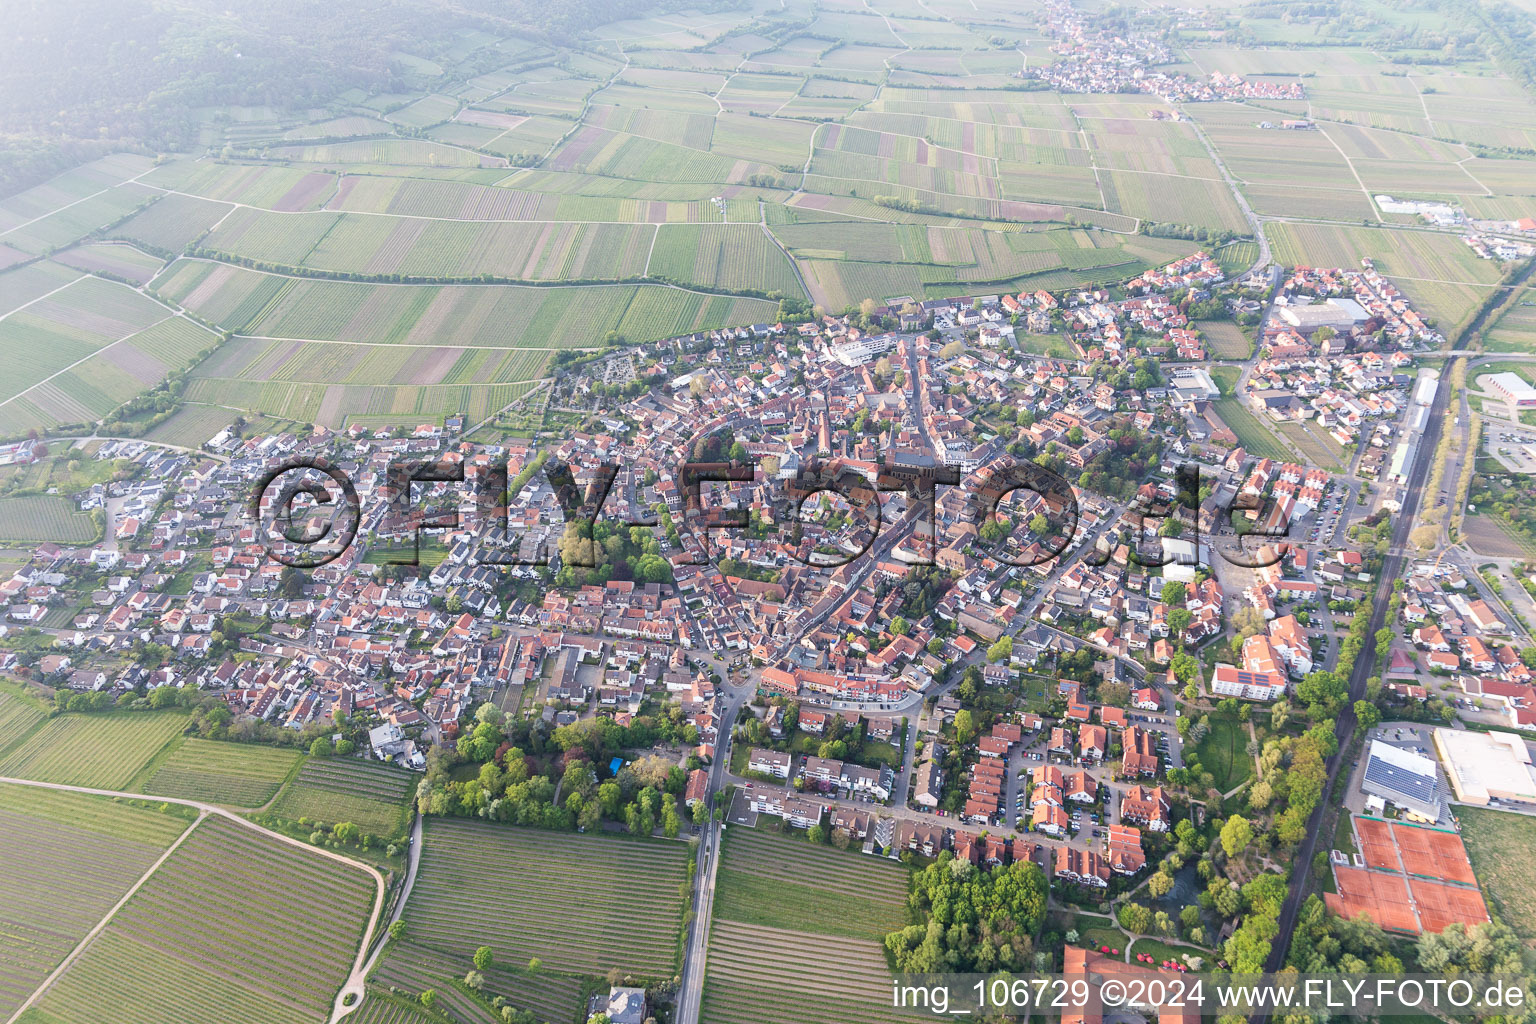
top-left (6, 235), bottom-right (1533, 997)
top-left (6, 0), bottom-right (1536, 1022)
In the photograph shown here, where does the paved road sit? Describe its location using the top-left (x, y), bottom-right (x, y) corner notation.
top-left (353, 811), bottom-right (425, 995)
top-left (1188, 118), bottom-right (1270, 277)
top-left (1262, 327), bottom-right (1454, 978)
top-left (675, 678), bottom-right (754, 1024)
top-left (0, 775), bottom-right (387, 1024)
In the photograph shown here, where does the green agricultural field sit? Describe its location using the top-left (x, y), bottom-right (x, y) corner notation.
top-left (153, 260), bottom-right (779, 350)
top-left (703, 828), bottom-right (913, 1024)
top-left (0, 783), bottom-right (195, 1021)
top-left (143, 404), bottom-right (240, 448)
top-left (0, 272), bottom-right (182, 434)
top-left (1198, 320), bottom-right (1252, 359)
top-left (108, 193), bottom-right (233, 254)
top-left (0, 711), bottom-right (187, 789)
top-left (1212, 399), bottom-right (1292, 461)
top-left (1212, 242), bottom-right (1259, 279)
top-left (21, 814), bottom-right (377, 1024)
top-left (139, 739), bottom-right (304, 808)
top-left (3, 183), bottom-right (159, 255)
top-left (267, 757), bottom-right (416, 837)
top-left (348, 989), bottom-right (443, 1024)
top-left (1019, 332), bottom-right (1077, 357)
top-left (371, 941), bottom-right (586, 1024)
top-left (649, 223), bottom-right (805, 297)
top-left (0, 261), bottom-right (81, 316)
top-left (0, 687), bottom-right (47, 757)
top-left (713, 827), bottom-right (911, 940)
top-left (393, 817), bottom-right (689, 977)
top-left (54, 243), bottom-right (168, 285)
top-left (1486, 289), bottom-right (1536, 353)
top-left (1264, 222), bottom-right (1502, 332)
top-left (1278, 421), bottom-right (1345, 472)
top-left (1457, 805), bottom-right (1536, 941)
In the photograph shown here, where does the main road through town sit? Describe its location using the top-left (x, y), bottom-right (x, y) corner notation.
top-left (1259, 338), bottom-right (1455, 984)
top-left (675, 676), bottom-right (753, 1024)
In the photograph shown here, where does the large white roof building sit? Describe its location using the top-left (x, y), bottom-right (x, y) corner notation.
top-left (1434, 728), bottom-right (1536, 807)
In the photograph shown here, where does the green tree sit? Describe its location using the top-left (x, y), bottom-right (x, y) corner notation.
top-left (473, 946), bottom-right (494, 972)
top-left (1297, 670), bottom-right (1348, 714)
top-left (1353, 700), bottom-right (1381, 730)
top-left (1118, 902), bottom-right (1153, 934)
top-left (309, 737), bottom-right (333, 758)
top-left (954, 709), bottom-right (977, 745)
top-left (1167, 607), bottom-right (1192, 638)
top-left (987, 636), bottom-right (1013, 663)
top-left (1221, 815), bottom-right (1254, 858)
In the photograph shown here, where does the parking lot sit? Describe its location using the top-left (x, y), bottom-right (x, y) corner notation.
top-left (1002, 713), bottom-right (1183, 856)
top-left (1484, 424), bottom-right (1536, 475)
top-left (1305, 488), bottom-right (1350, 547)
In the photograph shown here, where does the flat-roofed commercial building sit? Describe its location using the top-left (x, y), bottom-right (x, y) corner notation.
top-left (1487, 371), bottom-right (1536, 409)
top-left (1433, 728), bottom-right (1536, 806)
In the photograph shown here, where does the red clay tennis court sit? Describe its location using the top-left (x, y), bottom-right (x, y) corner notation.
top-left (1330, 817), bottom-right (1489, 934)
top-left (1391, 821), bottom-right (1478, 885)
top-left (1355, 817), bottom-right (1402, 872)
top-left (1411, 878), bottom-right (1490, 934)
top-left (1327, 866), bottom-right (1419, 934)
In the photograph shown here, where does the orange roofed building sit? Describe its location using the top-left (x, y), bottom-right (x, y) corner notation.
top-left (1062, 947), bottom-right (1201, 1024)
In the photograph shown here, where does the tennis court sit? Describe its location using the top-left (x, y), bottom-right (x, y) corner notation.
top-left (1391, 821), bottom-right (1478, 885)
top-left (1330, 816), bottom-right (1489, 933)
top-left (1354, 817), bottom-right (1402, 873)
top-left (1328, 866), bottom-right (1419, 934)
top-left (1411, 877), bottom-right (1490, 934)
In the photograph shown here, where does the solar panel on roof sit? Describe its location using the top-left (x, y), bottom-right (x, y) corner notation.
top-left (1364, 752), bottom-right (1437, 804)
